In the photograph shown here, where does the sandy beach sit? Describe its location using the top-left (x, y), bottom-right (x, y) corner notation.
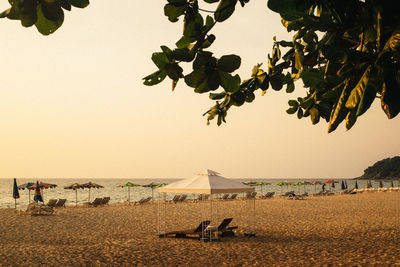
top-left (0, 192), bottom-right (399, 266)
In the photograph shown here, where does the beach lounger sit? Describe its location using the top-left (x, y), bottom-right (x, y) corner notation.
top-left (177, 195), bottom-right (187, 203)
top-left (228, 194), bottom-right (238, 200)
top-left (26, 202), bottom-right (54, 216)
top-left (88, 198), bottom-right (103, 207)
top-left (221, 194), bottom-right (230, 200)
top-left (170, 195), bottom-right (181, 203)
top-left (158, 220), bottom-right (211, 238)
top-left (55, 199), bottom-right (67, 208)
top-left (137, 197), bottom-right (152, 205)
top-left (46, 199), bottom-right (57, 208)
top-left (101, 197), bottom-right (110, 206)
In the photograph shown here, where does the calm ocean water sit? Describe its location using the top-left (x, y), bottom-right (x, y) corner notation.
top-left (0, 178), bottom-right (395, 209)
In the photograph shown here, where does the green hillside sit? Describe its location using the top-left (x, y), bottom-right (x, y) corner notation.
top-left (360, 156), bottom-right (400, 179)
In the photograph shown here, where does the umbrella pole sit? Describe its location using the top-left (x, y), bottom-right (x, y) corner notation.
top-left (89, 188), bottom-right (91, 202)
top-left (14, 198), bottom-right (17, 209)
top-left (128, 187), bottom-right (130, 205)
top-left (28, 190), bottom-right (31, 203)
top-left (75, 190), bottom-right (78, 207)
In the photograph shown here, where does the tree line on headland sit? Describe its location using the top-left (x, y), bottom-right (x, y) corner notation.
top-left (358, 156), bottom-right (400, 179)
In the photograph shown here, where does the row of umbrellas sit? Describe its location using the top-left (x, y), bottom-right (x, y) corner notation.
top-left (14, 180), bottom-right (168, 207)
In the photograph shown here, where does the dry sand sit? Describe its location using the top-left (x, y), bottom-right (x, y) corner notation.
top-left (0, 192), bottom-right (399, 266)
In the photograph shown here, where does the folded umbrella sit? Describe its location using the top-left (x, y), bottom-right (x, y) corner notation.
top-left (13, 178), bottom-right (20, 208)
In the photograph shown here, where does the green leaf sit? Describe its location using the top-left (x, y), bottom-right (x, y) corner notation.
top-left (345, 66), bottom-right (372, 110)
top-left (204, 0), bottom-right (219, 3)
top-left (345, 109), bottom-right (357, 130)
top-left (143, 70), bottom-right (167, 86)
top-left (201, 34), bottom-right (216, 49)
top-left (269, 74), bottom-right (283, 90)
top-left (286, 106), bottom-right (298, 114)
top-left (267, 0), bottom-right (311, 21)
top-left (151, 52), bottom-right (170, 70)
top-left (35, 3), bottom-right (64, 35)
top-left (381, 69), bottom-right (400, 119)
top-left (205, 15), bottom-right (214, 31)
top-left (245, 92), bottom-right (255, 103)
top-left (21, 0), bottom-right (37, 27)
top-left (297, 108), bottom-right (303, 119)
top-left (175, 35), bottom-right (196, 49)
top-left (217, 54), bottom-right (241, 73)
top-left (286, 81), bottom-right (295, 93)
top-left (165, 63), bottom-right (183, 81)
top-left (41, 0), bottom-right (64, 22)
top-left (214, 0), bottom-right (237, 22)
top-left (183, 12), bottom-right (203, 38)
top-left (219, 71), bottom-right (240, 93)
top-left (301, 69), bottom-right (324, 89)
top-left (231, 91), bottom-right (245, 106)
top-left (164, 3), bottom-right (186, 22)
top-left (328, 80), bottom-right (351, 133)
top-left (184, 70), bottom-right (206, 88)
top-left (60, 0), bottom-right (71, 11)
top-left (172, 48), bottom-right (195, 62)
top-left (70, 0), bottom-right (89, 8)
top-left (288, 100), bottom-right (298, 107)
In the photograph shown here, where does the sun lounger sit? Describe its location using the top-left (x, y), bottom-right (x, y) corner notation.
top-left (158, 220), bottom-right (211, 238)
top-left (101, 197), bottom-right (110, 206)
top-left (55, 199), bottom-right (67, 208)
top-left (170, 195), bottom-right (181, 203)
top-left (26, 202), bottom-right (54, 216)
top-left (177, 194), bottom-right (187, 203)
top-left (136, 197), bottom-right (152, 205)
top-left (228, 194), bottom-right (238, 200)
top-left (46, 199), bottom-right (57, 208)
top-left (88, 198), bottom-right (103, 207)
top-left (221, 194), bottom-right (230, 200)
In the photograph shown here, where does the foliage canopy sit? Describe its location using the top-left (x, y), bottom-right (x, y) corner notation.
top-left (2, 0), bottom-right (400, 132)
top-left (143, 0), bottom-right (400, 132)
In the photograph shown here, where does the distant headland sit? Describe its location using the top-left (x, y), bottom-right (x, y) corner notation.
top-left (357, 156), bottom-right (400, 180)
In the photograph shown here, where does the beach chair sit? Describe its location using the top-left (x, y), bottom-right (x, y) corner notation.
top-left (88, 198), bottom-right (103, 207)
top-left (26, 202), bottom-right (54, 216)
top-left (55, 199), bottom-right (67, 208)
top-left (178, 194), bottom-right (187, 203)
top-left (46, 199), bottom-right (57, 208)
top-left (217, 218), bottom-right (238, 236)
top-left (139, 197), bottom-right (152, 205)
top-left (170, 195), bottom-right (181, 203)
top-left (262, 192), bottom-right (275, 199)
top-left (221, 194), bottom-right (230, 200)
top-left (101, 197), bottom-right (110, 206)
top-left (158, 220), bottom-right (211, 238)
top-left (229, 193), bottom-right (238, 200)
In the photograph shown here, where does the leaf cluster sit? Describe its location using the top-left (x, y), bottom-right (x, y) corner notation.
top-left (145, 0), bottom-right (400, 132)
top-left (0, 0), bottom-right (89, 35)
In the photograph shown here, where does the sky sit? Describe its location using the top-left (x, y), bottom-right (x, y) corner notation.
top-left (0, 1), bottom-right (399, 179)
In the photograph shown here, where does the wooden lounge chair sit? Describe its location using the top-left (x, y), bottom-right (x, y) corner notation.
top-left (101, 197), bottom-right (110, 206)
top-left (46, 199), bottom-right (57, 208)
top-left (217, 218), bottom-right (238, 236)
top-left (88, 198), bottom-right (103, 207)
top-left (55, 199), bottom-right (67, 208)
top-left (221, 194), bottom-right (230, 200)
top-left (158, 220), bottom-right (211, 238)
top-left (26, 202), bottom-right (54, 216)
top-left (177, 194), bottom-right (187, 203)
top-left (170, 195), bottom-right (181, 203)
top-left (228, 193), bottom-right (238, 200)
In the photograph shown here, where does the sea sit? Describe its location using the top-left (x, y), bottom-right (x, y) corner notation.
top-left (0, 178), bottom-right (396, 209)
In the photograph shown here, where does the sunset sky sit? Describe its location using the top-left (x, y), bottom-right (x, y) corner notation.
top-left (0, 1), bottom-right (399, 179)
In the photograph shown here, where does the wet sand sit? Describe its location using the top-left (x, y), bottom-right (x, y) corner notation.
top-left (0, 192), bottom-right (399, 266)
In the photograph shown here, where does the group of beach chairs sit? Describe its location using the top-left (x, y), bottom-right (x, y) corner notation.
top-left (158, 217), bottom-right (238, 240)
top-left (46, 199), bottom-right (67, 208)
top-left (86, 197), bottom-right (111, 207)
top-left (280, 191), bottom-right (308, 200)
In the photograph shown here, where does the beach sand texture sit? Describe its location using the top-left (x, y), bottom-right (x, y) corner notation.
top-left (0, 192), bottom-right (399, 266)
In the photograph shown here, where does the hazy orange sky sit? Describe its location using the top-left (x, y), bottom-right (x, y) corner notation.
top-left (0, 1), bottom-right (399, 179)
